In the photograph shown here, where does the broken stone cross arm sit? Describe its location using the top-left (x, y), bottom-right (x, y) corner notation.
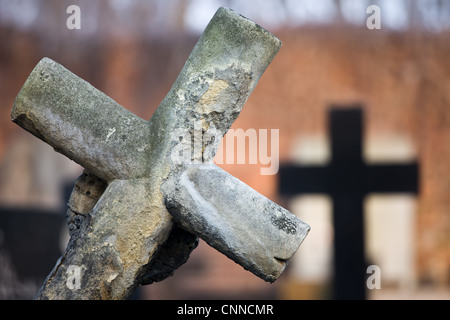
top-left (11, 8), bottom-right (310, 299)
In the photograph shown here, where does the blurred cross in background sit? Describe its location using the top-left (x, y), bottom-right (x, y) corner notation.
top-left (279, 108), bottom-right (419, 299)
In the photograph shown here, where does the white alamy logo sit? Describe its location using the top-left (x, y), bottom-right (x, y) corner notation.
top-left (66, 5), bottom-right (81, 30)
top-left (170, 121), bottom-right (279, 175)
top-left (366, 5), bottom-right (381, 30)
top-left (66, 265), bottom-right (85, 290)
top-left (366, 265), bottom-right (381, 289)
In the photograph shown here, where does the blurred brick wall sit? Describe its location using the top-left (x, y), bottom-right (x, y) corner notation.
top-left (0, 25), bottom-right (449, 298)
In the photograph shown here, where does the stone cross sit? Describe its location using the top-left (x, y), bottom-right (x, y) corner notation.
top-left (11, 8), bottom-right (309, 300)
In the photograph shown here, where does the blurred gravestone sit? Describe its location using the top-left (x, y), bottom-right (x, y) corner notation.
top-left (279, 107), bottom-right (419, 299)
top-left (0, 187), bottom-right (142, 300)
top-left (0, 184), bottom-right (71, 299)
top-left (0, 208), bottom-right (65, 299)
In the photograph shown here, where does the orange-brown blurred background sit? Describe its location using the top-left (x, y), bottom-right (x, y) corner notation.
top-left (0, 0), bottom-right (449, 300)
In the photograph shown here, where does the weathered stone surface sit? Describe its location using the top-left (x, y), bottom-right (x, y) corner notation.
top-left (11, 7), bottom-right (309, 299)
top-left (35, 178), bottom-right (173, 299)
top-left (162, 164), bottom-right (310, 282)
top-left (65, 170), bottom-right (197, 286)
top-left (12, 58), bottom-right (151, 182)
top-left (147, 7), bottom-right (282, 167)
top-left (66, 170), bottom-right (107, 238)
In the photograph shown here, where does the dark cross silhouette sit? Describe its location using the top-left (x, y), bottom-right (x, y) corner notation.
top-left (279, 107), bottom-right (419, 299)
